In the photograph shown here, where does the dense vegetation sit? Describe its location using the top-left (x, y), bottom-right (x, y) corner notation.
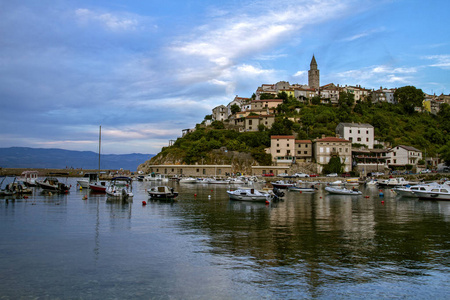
top-left (152, 86), bottom-right (450, 166)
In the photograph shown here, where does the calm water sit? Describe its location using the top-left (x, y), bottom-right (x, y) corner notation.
top-left (1, 178), bottom-right (449, 299)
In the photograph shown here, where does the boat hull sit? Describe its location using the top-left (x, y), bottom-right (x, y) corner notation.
top-left (325, 186), bottom-right (362, 195)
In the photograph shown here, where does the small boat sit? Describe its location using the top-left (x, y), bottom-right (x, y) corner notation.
top-left (325, 186), bottom-right (362, 195)
top-left (227, 177), bottom-right (246, 184)
top-left (179, 177), bottom-right (199, 184)
top-left (378, 177), bottom-right (409, 188)
top-left (5, 180), bottom-right (33, 194)
top-left (393, 182), bottom-right (439, 198)
top-left (365, 179), bottom-right (378, 186)
top-left (345, 178), bottom-right (360, 186)
top-left (271, 180), bottom-right (294, 189)
top-left (106, 177), bottom-right (133, 200)
top-left (144, 173), bottom-right (169, 182)
top-left (89, 180), bottom-right (108, 193)
top-left (328, 180), bottom-right (343, 186)
top-left (147, 186), bottom-right (178, 199)
top-left (36, 177), bottom-right (71, 193)
top-left (19, 171), bottom-right (39, 187)
top-left (227, 188), bottom-right (272, 202)
top-left (77, 173), bottom-right (99, 189)
top-left (288, 185), bottom-right (317, 193)
top-left (412, 182), bottom-right (450, 200)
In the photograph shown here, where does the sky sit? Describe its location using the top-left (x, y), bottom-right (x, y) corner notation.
top-left (1, 0), bottom-right (449, 155)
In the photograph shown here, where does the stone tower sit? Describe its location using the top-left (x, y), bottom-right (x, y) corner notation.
top-left (308, 55), bottom-right (320, 89)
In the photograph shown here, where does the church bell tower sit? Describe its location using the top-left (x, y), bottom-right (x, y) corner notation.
top-left (308, 55), bottom-right (320, 89)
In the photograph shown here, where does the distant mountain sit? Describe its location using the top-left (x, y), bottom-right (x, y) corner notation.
top-left (0, 147), bottom-right (154, 171)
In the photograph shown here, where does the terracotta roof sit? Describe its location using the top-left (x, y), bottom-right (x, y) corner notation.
top-left (316, 137), bottom-right (350, 142)
top-left (252, 99), bottom-right (283, 102)
top-left (295, 140), bottom-right (312, 144)
top-left (271, 135), bottom-right (295, 139)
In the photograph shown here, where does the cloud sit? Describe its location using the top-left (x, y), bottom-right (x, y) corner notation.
top-left (75, 8), bottom-right (139, 31)
top-left (424, 55), bottom-right (450, 70)
top-left (341, 27), bottom-right (386, 42)
top-left (334, 64), bottom-right (418, 87)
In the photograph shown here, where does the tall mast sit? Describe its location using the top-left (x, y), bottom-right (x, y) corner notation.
top-left (98, 126), bottom-right (101, 174)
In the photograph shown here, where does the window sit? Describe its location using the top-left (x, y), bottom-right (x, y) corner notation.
top-left (287, 150), bottom-right (291, 154)
top-left (358, 130), bottom-right (360, 134)
top-left (366, 130), bottom-right (369, 134)
top-left (203, 169), bottom-right (206, 175)
top-left (277, 144), bottom-right (279, 147)
top-left (305, 144), bottom-right (308, 148)
top-left (394, 152), bottom-right (396, 156)
top-left (249, 120), bottom-right (252, 125)
top-left (304, 151), bottom-right (307, 154)
top-left (287, 144), bottom-right (289, 147)
top-left (349, 130), bottom-right (352, 133)
top-left (196, 168), bottom-right (199, 172)
top-left (277, 150), bottom-right (280, 153)
top-left (298, 151), bottom-right (301, 154)
top-left (366, 138), bottom-right (369, 142)
top-left (394, 159), bottom-right (397, 163)
top-left (357, 137), bottom-right (361, 142)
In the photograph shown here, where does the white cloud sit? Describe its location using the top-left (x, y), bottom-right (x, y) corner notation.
top-left (293, 70), bottom-right (306, 77)
top-left (75, 8), bottom-right (139, 31)
top-left (425, 55), bottom-right (450, 70)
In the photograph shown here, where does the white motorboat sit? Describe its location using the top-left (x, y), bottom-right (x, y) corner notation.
top-left (393, 182), bottom-right (439, 198)
top-left (328, 180), bottom-right (343, 186)
top-left (77, 173), bottom-right (99, 189)
top-left (147, 186), bottom-right (178, 199)
top-left (179, 177), bottom-right (199, 184)
top-left (227, 188), bottom-right (272, 202)
top-left (325, 186), bottom-right (362, 195)
top-left (378, 177), bottom-right (409, 187)
top-left (19, 170), bottom-right (39, 187)
top-left (36, 177), bottom-right (71, 193)
top-left (106, 177), bottom-right (133, 200)
top-left (412, 181), bottom-right (450, 200)
top-left (144, 173), bottom-right (169, 182)
top-left (345, 178), bottom-right (360, 186)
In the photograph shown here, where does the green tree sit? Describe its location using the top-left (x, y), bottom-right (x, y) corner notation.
top-left (311, 96), bottom-right (321, 105)
top-left (230, 104), bottom-right (240, 114)
top-left (322, 156), bottom-right (344, 174)
top-left (394, 86), bottom-right (424, 114)
top-left (439, 141), bottom-right (450, 166)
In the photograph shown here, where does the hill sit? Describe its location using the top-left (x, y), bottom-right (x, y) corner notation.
top-left (141, 91), bottom-right (450, 170)
top-left (0, 147), bottom-right (154, 171)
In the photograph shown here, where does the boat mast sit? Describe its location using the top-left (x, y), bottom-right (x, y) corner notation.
top-left (98, 126), bottom-right (101, 176)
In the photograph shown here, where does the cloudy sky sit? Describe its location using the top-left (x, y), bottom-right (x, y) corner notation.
top-left (1, 0), bottom-right (449, 154)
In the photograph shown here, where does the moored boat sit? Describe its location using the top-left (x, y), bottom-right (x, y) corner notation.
top-left (227, 188), bottom-right (272, 202)
top-left (89, 180), bottom-right (108, 193)
top-left (325, 186), bottom-right (362, 195)
top-left (147, 186), bottom-right (178, 199)
top-left (271, 180), bottom-right (294, 189)
top-left (106, 177), bottom-right (133, 200)
top-left (412, 181), bottom-right (450, 200)
top-left (393, 182), bottom-right (439, 198)
top-left (19, 170), bottom-right (39, 187)
top-left (378, 177), bottom-right (409, 188)
top-left (77, 173), bottom-right (99, 189)
top-left (36, 177), bottom-right (71, 193)
top-left (288, 186), bottom-right (317, 193)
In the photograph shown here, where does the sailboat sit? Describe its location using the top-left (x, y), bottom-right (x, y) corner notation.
top-left (89, 126), bottom-right (108, 193)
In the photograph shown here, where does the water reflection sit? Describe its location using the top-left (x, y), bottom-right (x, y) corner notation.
top-left (0, 178), bottom-right (448, 299)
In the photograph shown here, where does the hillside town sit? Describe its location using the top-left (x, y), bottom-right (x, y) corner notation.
top-left (153, 56), bottom-right (449, 177)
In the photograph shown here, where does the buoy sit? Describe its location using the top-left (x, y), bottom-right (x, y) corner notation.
top-left (79, 186), bottom-right (82, 190)
top-left (300, 191), bottom-right (302, 193)
top-left (82, 195), bottom-right (88, 200)
top-left (23, 196), bottom-right (28, 199)
top-left (208, 195), bottom-right (211, 199)
top-left (381, 200), bottom-right (385, 204)
top-left (265, 200), bottom-right (270, 205)
top-left (364, 196), bottom-right (369, 198)
top-left (211, 189), bottom-right (213, 192)
top-left (194, 194), bottom-right (197, 197)
top-left (142, 201), bottom-right (147, 206)
top-left (379, 192), bottom-right (384, 197)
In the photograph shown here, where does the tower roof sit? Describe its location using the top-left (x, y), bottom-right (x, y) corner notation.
top-left (310, 55), bottom-right (317, 67)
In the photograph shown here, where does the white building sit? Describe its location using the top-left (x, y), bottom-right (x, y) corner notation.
top-left (336, 122), bottom-right (374, 149)
top-left (212, 105), bottom-right (227, 122)
top-left (387, 145), bottom-right (422, 167)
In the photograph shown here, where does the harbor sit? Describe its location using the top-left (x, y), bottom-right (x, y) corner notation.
top-left (1, 177), bottom-right (449, 299)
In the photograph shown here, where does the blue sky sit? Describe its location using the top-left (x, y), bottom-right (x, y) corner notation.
top-left (1, 0), bottom-right (449, 154)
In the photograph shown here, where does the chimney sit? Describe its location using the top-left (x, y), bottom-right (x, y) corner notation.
top-left (321, 134), bottom-right (325, 139)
